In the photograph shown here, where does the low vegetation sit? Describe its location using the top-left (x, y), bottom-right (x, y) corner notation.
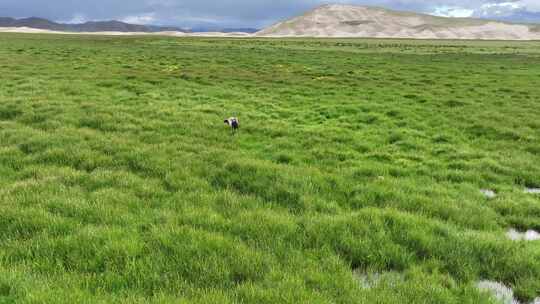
top-left (0, 34), bottom-right (539, 303)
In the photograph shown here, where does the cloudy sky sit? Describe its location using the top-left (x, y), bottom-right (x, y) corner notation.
top-left (1, 0), bottom-right (540, 29)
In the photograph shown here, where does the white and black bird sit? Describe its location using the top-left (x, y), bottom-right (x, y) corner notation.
top-left (224, 117), bottom-right (239, 134)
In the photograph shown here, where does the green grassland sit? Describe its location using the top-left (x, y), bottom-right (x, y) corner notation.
top-left (0, 34), bottom-right (539, 303)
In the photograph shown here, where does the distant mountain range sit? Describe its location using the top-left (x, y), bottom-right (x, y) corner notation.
top-left (256, 4), bottom-right (540, 40)
top-left (0, 17), bottom-right (187, 32)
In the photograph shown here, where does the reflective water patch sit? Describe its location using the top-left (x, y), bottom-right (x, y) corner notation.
top-left (353, 270), bottom-right (403, 289)
top-left (477, 281), bottom-right (519, 304)
top-left (477, 280), bottom-right (540, 304)
top-left (481, 189), bottom-right (496, 198)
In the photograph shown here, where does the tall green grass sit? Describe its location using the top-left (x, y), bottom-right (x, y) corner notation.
top-left (0, 34), bottom-right (539, 303)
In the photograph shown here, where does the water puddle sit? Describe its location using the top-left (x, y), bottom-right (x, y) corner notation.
top-left (477, 280), bottom-right (539, 304)
top-left (353, 270), bottom-right (403, 289)
top-left (481, 189), bottom-right (496, 198)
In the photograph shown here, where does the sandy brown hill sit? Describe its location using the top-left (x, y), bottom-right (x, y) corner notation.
top-left (256, 4), bottom-right (540, 40)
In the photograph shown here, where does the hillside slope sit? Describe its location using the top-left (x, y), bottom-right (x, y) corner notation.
top-left (256, 4), bottom-right (540, 40)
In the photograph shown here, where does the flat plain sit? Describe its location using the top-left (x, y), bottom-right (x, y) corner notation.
top-left (0, 33), bottom-right (539, 303)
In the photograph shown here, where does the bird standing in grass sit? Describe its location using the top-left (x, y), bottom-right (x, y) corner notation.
top-left (224, 117), bottom-right (239, 134)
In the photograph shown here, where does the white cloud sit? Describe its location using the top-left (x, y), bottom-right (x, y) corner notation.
top-left (121, 13), bottom-right (156, 24)
top-left (477, 1), bottom-right (523, 16)
top-left (517, 0), bottom-right (540, 12)
top-left (61, 13), bottom-right (87, 24)
top-left (481, 2), bottom-right (522, 10)
top-left (431, 6), bottom-right (475, 18)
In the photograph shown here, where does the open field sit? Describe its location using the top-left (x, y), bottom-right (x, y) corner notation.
top-left (0, 33), bottom-right (539, 303)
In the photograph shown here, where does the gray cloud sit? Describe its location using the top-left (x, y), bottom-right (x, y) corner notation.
top-left (1, 0), bottom-right (539, 28)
